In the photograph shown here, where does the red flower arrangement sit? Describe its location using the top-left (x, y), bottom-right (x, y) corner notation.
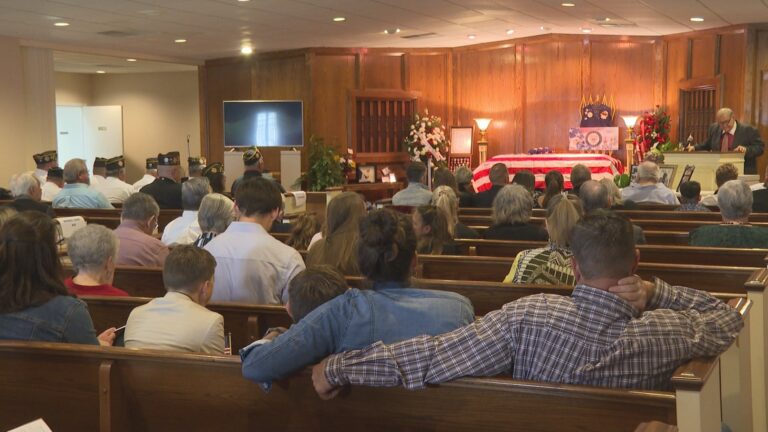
top-left (634, 105), bottom-right (672, 161)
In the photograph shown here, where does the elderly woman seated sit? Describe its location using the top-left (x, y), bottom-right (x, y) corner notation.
top-left (193, 193), bottom-right (235, 248)
top-left (503, 195), bottom-right (582, 285)
top-left (690, 180), bottom-right (768, 247)
top-left (483, 184), bottom-right (548, 241)
top-left (65, 224), bottom-right (128, 297)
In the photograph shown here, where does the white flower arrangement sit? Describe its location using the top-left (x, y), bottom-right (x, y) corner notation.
top-left (403, 109), bottom-right (448, 168)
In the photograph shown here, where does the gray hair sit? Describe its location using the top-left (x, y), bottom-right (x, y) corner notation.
top-left (67, 224), bottom-right (119, 274)
top-left (718, 180), bottom-right (752, 221)
top-left (63, 159), bottom-right (88, 184)
top-left (579, 180), bottom-right (610, 213)
top-left (197, 193), bottom-right (234, 234)
top-left (492, 184), bottom-right (532, 225)
top-left (454, 166), bottom-right (473, 185)
top-left (637, 161), bottom-right (660, 182)
top-left (599, 178), bottom-right (623, 206)
top-left (570, 164), bottom-right (592, 190)
top-left (122, 193), bottom-right (160, 221)
top-left (10, 172), bottom-right (39, 197)
top-left (181, 177), bottom-right (211, 210)
top-left (716, 107), bottom-right (734, 119)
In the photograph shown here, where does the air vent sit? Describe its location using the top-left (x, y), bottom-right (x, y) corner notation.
top-left (97, 30), bottom-right (137, 38)
top-left (401, 32), bottom-right (437, 39)
top-left (597, 22), bottom-right (636, 28)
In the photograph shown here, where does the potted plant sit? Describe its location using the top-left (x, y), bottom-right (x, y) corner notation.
top-left (300, 136), bottom-right (344, 191)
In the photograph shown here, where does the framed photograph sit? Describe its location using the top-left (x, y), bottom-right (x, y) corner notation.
top-left (359, 165), bottom-right (375, 183)
top-left (630, 165), bottom-right (638, 183)
top-left (450, 126), bottom-right (473, 155)
top-left (658, 164), bottom-right (678, 189)
top-left (676, 165), bottom-right (696, 192)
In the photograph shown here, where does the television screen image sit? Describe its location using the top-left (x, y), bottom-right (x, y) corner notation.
top-left (223, 100), bottom-right (304, 147)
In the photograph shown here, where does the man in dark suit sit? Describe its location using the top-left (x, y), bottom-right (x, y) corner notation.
top-left (472, 163), bottom-right (509, 208)
top-left (687, 107), bottom-right (765, 174)
top-left (140, 152), bottom-right (183, 209)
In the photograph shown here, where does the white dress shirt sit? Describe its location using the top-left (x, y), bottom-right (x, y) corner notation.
top-left (133, 174), bottom-right (156, 192)
top-left (90, 174), bottom-right (105, 186)
top-left (92, 176), bottom-right (134, 204)
top-left (41, 181), bottom-right (61, 202)
top-left (161, 210), bottom-right (201, 246)
top-left (124, 291), bottom-right (225, 354)
top-left (204, 221), bottom-right (305, 304)
top-left (34, 169), bottom-right (48, 187)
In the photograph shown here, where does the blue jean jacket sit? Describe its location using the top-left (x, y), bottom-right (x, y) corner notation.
top-left (0, 295), bottom-right (99, 345)
top-left (240, 282), bottom-right (474, 389)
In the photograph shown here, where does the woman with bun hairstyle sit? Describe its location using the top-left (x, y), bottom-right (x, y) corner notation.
top-left (241, 208), bottom-right (474, 385)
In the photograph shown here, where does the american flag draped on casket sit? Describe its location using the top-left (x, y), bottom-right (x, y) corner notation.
top-left (472, 154), bottom-right (624, 192)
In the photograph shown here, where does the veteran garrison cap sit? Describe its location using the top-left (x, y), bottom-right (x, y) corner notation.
top-left (106, 156), bottom-right (126, 171)
top-left (243, 147), bottom-right (262, 166)
top-left (158, 152), bottom-right (181, 166)
top-left (47, 167), bottom-right (63, 179)
top-left (93, 157), bottom-right (108, 168)
top-left (146, 157), bottom-right (158, 170)
top-left (33, 150), bottom-right (57, 165)
top-left (202, 162), bottom-right (223, 176)
top-left (188, 156), bottom-right (207, 167)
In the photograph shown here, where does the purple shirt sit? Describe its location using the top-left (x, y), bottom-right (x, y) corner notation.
top-left (114, 220), bottom-right (169, 267)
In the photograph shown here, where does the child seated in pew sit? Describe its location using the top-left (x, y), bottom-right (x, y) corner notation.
top-left (241, 209), bottom-right (474, 389)
top-left (65, 224), bottom-right (128, 297)
top-left (312, 213), bottom-right (744, 398)
top-left (124, 245), bottom-right (224, 354)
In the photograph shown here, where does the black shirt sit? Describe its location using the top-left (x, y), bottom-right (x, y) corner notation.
top-left (471, 185), bottom-right (504, 208)
top-left (9, 197), bottom-right (54, 217)
top-left (483, 222), bottom-right (549, 241)
top-left (140, 177), bottom-right (182, 209)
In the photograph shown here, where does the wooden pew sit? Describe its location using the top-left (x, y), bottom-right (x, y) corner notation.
top-left (53, 208), bottom-right (182, 231)
top-left (83, 296), bottom-right (292, 351)
top-left (0, 340), bottom-right (733, 432)
top-left (462, 207), bottom-right (768, 222)
top-left (453, 239), bottom-right (768, 267)
top-left (467, 226), bottom-right (690, 246)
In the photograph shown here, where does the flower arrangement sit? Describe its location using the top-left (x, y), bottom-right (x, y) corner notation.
top-left (403, 109), bottom-right (448, 168)
top-left (634, 106), bottom-right (674, 161)
top-left (337, 148), bottom-right (357, 181)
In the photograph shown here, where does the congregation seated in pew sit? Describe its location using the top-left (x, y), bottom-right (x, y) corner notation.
top-left (432, 185), bottom-right (479, 239)
top-left (581, 179), bottom-right (647, 244)
top-left (0, 211), bottom-right (116, 346)
top-left (240, 208), bottom-right (474, 386)
top-left (483, 184), bottom-right (548, 241)
top-left (312, 213), bottom-right (744, 398)
top-left (392, 161), bottom-right (432, 206)
top-left (690, 179), bottom-right (768, 248)
top-left (503, 194), bottom-right (581, 285)
top-left (678, 180), bottom-right (711, 212)
top-left (7, 171), bottom-right (54, 217)
top-left (41, 166), bottom-right (63, 202)
top-left (52, 158), bottom-right (113, 209)
top-left (620, 161), bottom-right (680, 206)
top-left (454, 165), bottom-right (475, 207)
top-left (125, 245), bottom-right (224, 354)
top-left (115, 192), bottom-right (169, 267)
top-left (472, 162), bottom-right (508, 208)
top-left (91, 155), bottom-right (135, 204)
top-left (700, 163), bottom-right (739, 207)
top-left (568, 163), bottom-right (591, 196)
top-left (413, 204), bottom-right (458, 255)
top-left (285, 213), bottom-right (320, 251)
top-left (162, 177), bottom-right (210, 246)
top-left (306, 191), bottom-right (365, 275)
top-left (193, 192), bottom-right (235, 248)
top-left (537, 170), bottom-right (565, 209)
top-left (65, 224), bottom-right (128, 297)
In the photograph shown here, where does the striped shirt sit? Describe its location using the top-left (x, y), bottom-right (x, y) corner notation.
top-left (325, 279), bottom-right (742, 391)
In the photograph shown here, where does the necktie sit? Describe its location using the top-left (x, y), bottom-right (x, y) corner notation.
top-left (721, 133), bottom-right (733, 152)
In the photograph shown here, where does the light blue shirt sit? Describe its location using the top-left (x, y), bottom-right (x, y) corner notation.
top-left (52, 183), bottom-right (114, 209)
top-left (240, 282), bottom-right (474, 388)
top-left (392, 183), bottom-right (433, 206)
top-left (620, 183), bottom-right (680, 205)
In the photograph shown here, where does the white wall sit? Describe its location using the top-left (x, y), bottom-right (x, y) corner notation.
top-left (55, 72), bottom-right (92, 106)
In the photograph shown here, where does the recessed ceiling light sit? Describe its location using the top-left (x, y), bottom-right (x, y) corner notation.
top-left (333, 17), bottom-right (346, 22)
top-left (581, 27), bottom-right (592, 33)
top-left (540, 26), bottom-right (551, 31)
top-left (126, 58), bottom-right (137, 62)
top-left (241, 46), bottom-right (253, 55)
top-left (384, 28), bottom-right (400, 34)
top-left (237, 0), bottom-right (250, 2)
top-left (561, 2), bottom-right (576, 6)
top-left (467, 34), bottom-right (476, 40)
top-left (54, 22), bottom-right (69, 27)
top-left (690, 17), bottom-right (704, 22)
top-left (96, 70), bottom-right (106, 74)
top-left (506, 29), bottom-right (514, 35)
top-left (597, 17), bottom-right (611, 22)
top-left (174, 38), bottom-right (187, 43)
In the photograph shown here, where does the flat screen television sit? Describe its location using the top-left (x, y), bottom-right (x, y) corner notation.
top-left (223, 100), bottom-right (304, 147)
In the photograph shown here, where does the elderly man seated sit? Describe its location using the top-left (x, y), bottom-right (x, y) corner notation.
top-left (620, 161), bottom-right (679, 205)
top-left (65, 224), bottom-right (128, 297)
top-left (52, 159), bottom-right (113, 209)
top-left (7, 172), bottom-right (53, 216)
top-left (312, 213), bottom-right (743, 397)
top-left (162, 177), bottom-right (211, 246)
top-left (114, 193), bottom-right (169, 267)
top-left (690, 180), bottom-right (768, 247)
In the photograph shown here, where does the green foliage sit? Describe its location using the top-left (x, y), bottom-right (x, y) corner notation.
top-left (301, 136), bottom-right (344, 191)
top-left (614, 173), bottom-right (630, 188)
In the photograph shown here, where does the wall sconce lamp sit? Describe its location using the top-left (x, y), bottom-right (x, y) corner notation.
top-left (474, 118), bottom-right (492, 164)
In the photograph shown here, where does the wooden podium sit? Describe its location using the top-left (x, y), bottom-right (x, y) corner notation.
top-left (663, 151), bottom-right (744, 191)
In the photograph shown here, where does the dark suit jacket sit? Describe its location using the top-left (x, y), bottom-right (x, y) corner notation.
top-left (753, 188), bottom-right (768, 213)
top-left (139, 177), bottom-right (182, 209)
top-left (9, 196), bottom-right (54, 217)
top-left (471, 185), bottom-right (504, 208)
top-left (694, 122), bottom-right (765, 174)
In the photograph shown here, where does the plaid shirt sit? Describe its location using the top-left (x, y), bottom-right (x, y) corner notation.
top-left (325, 280), bottom-right (743, 391)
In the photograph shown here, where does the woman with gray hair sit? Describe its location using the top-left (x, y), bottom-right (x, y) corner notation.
top-left (483, 184), bottom-right (548, 241)
top-left (65, 224), bottom-right (128, 296)
top-left (193, 193), bottom-right (235, 248)
top-left (690, 179), bottom-right (768, 247)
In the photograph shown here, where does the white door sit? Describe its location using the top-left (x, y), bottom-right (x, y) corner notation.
top-left (56, 106), bottom-right (85, 167)
top-left (82, 106), bottom-right (124, 169)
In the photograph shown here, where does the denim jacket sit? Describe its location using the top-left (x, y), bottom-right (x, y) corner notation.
top-left (0, 296), bottom-right (99, 344)
top-left (240, 282), bottom-right (474, 388)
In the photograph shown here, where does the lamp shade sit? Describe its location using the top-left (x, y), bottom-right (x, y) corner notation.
top-left (621, 115), bottom-right (639, 129)
top-left (474, 118), bottom-right (492, 131)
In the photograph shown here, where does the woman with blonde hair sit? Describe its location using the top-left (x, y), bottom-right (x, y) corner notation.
top-left (306, 192), bottom-right (365, 275)
top-left (432, 186), bottom-right (479, 239)
top-left (412, 205), bottom-right (457, 255)
top-left (503, 194), bottom-right (582, 285)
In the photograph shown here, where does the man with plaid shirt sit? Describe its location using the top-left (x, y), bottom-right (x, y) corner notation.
top-left (313, 213), bottom-right (743, 397)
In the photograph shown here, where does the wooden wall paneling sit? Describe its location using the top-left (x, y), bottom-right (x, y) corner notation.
top-left (310, 54), bottom-right (356, 153)
top-left (522, 40), bottom-right (582, 153)
top-left (653, 41), bottom-right (666, 107)
top-left (197, 65), bottom-right (210, 161)
top-left (719, 30), bottom-right (747, 119)
top-left (665, 38), bottom-right (690, 143)
top-left (754, 29), bottom-right (768, 180)
top-left (201, 60), bottom-right (252, 164)
top-left (406, 53), bottom-right (450, 123)
top-left (454, 45), bottom-right (517, 157)
top-left (362, 53), bottom-right (404, 90)
top-left (513, 45), bottom-right (525, 154)
top-left (690, 35), bottom-right (717, 79)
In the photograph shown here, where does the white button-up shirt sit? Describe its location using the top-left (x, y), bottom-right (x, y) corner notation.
top-left (34, 169), bottom-right (48, 187)
top-left (90, 174), bottom-right (105, 186)
top-left (41, 181), bottom-right (61, 202)
top-left (161, 210), bottom-right (201, 246)
top-left (133, 174), bottom-right (156, 192)
top-left (92, 176), bottom-right (134, 204)
top-left (204, 221), bottom-right (305, 305)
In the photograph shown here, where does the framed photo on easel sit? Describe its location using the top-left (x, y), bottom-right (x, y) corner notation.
top-left (449, 126), bottom-right (473, 172)
top-left (676, 165), bottom-right (695, 192)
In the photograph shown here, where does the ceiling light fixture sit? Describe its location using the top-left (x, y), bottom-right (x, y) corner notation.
top-left (690, 17), bottom-right (704, 22)
top-left (241, 46), bottom-right (253, 55)
top-left (237, 0), bottom-right (250, 2)
top-left (467, 34), bottom-right (476, 40)
top-left (126, 58), bottom-right (137, 62)
top-left (540, 26), bottom-right (551, 31)
top-left (597, 17), bottom-right (611, 22)
top-left (561, 2), bottom-right (576, 6)
top-left (581, 27), bottom-right (592, 33)
top-left (333, 17), bottom-right (346, 22)
top-left (96, 70), bottom-right (106, 74)
top-left (174, 38), bottom-right (187, 43)
top-left (384, 28), bottom-right (400, 34)
top-left (54, 22), bottom-right (69, 27)
top-left (506, 29), bottom-right (514, 35)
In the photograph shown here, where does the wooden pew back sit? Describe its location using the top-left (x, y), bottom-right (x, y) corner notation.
top-left (53, 208), bottom-right (182, 231)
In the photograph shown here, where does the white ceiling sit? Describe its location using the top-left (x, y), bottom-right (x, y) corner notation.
top-left (1, 0), bottom-right (767, 66)
top-left (53, 51), bottom-right (197, 73)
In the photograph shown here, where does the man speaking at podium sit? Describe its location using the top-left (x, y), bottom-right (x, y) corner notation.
top-left (686, 107), bottom-right (764, 174)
